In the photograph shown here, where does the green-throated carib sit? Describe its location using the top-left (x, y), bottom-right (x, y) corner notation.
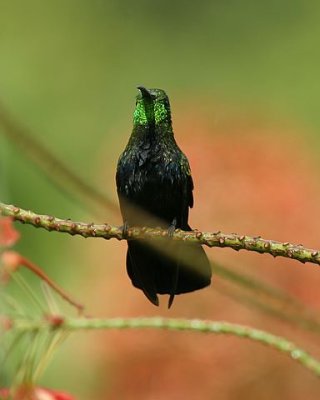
top-left (116, 87), bottom-right (211, 307)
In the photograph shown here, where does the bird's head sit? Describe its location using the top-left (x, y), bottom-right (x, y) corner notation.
top-left (133, 86), bottom-right (172, 127)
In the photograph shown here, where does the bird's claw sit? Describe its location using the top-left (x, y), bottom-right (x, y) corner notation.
top-left (121, 221), bottom-right (129, 239)
top-left (167, 217), bottom-right (177, 237)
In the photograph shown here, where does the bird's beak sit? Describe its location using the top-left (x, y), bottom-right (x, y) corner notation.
top-left (137, 86), bottom-right (153, 100)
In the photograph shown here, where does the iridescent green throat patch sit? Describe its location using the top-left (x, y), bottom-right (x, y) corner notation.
top-left (133, 88), bottom-right (171, 126)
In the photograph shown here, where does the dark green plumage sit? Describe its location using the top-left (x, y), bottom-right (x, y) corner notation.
top-left (116, 87), bottom-right (211, 307)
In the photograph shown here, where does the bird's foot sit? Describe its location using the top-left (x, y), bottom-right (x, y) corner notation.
top-left (167, 217), bottom-right (177, 237)
top-left (120, 221), bottom-right (129, 239)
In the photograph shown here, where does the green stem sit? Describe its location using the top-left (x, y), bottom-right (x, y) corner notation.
top-left (1, 201), bottom-right (320, 266)
top-left (12, 316), bottom-right (320, 378)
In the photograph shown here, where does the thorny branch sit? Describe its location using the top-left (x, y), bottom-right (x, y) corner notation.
top-left (9, 316), bottom-right (320, 378)
top-left (1, 201), bottom-right (320, 267)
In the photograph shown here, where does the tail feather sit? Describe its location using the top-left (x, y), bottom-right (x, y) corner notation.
top-left (127, 242), bottom-right (159, 306)
top-left (126, 239), bottom-right (211, 306)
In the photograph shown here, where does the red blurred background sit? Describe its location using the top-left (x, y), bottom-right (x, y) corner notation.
top-left (76, 106), bottom-right (320, 399)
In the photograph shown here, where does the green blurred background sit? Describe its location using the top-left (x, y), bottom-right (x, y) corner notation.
top-left (2, 1), bottom-right (320, 399)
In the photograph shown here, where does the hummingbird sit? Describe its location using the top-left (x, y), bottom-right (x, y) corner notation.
top-left (116, 86), bottom-right (211, 307)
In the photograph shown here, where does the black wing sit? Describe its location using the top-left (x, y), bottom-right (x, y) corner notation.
top-left (117, 150), bottom-right (211, 306)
